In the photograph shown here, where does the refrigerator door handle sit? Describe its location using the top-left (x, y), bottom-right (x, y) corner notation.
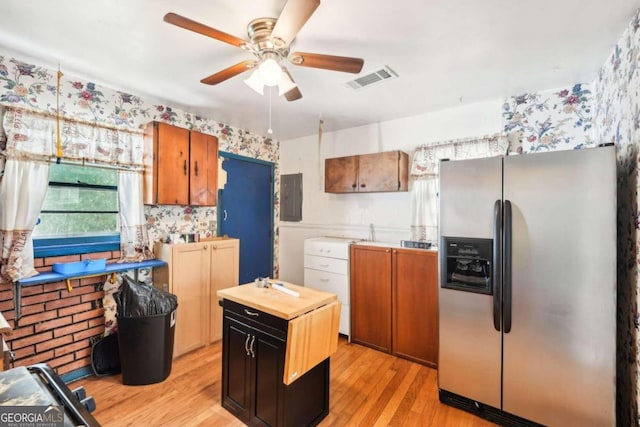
top-left (493, 199), bottom-right (502, 332)
top-left (504, 200), bottom-right (512, 333)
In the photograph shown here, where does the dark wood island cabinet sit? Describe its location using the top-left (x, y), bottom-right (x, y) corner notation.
top-left (218, 282), bottom-right (341, 427)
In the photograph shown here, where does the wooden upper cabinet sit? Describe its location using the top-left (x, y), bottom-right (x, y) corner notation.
top-left (325, 150), bottom-right (408, 193)
top-left (359, 151), bottom-right (408, 192)
top-left (157, 123), bottom-right (190, 205)
top-left (190, 131), bottom-right (218, 206)
top-left (143, 122), bottom-right (219, 206)
top-left (325, 156), bottom-right (358, 193)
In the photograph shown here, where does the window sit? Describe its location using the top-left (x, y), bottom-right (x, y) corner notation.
top-left (33, 163), bottom-right (120, 257)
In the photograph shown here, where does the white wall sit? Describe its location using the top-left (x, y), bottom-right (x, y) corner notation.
top-left (278, 99), bottom-right (504, 284)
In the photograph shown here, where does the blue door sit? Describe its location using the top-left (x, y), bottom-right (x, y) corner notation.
top-left (218, 154), bottom-right (273, 284)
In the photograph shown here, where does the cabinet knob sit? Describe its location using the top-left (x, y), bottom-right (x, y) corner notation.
top-left (351, 183), bottom-right (356, 188)
top-left (385, 249), bottom-right (390, 253)
top-left (360, 183), bottom-right (366, 188)
top-left (203, 245), bottom-right (208, 249)
top-left (213, 245), bottom-right (217, 250)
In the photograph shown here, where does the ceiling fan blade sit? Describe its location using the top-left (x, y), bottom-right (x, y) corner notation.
top-left (289, 52), bottom-right (364, 74)
top-left (200, 60), bottom-right (257, 85)
top-left (281, 68), bottom-right (302, 101)
top-left (271, 0), bottom-right (320, 46)
top-left (285, 87), bottom-right (303, 102)
top-left (164, 13), bottom-right (249, 49)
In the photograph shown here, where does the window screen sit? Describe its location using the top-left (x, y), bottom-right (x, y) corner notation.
top-left (33, 163), bottom-right (118, 237)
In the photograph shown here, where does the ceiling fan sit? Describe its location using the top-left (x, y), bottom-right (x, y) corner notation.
top-left (163, 0), bottom-right (364, 101)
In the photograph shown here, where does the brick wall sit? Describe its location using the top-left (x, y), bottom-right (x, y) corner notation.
top-left (0, 250), bottom-right (119, 375)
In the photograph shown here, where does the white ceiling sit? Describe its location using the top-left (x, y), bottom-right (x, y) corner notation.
top-left (0, 0), bottom-right (638, 140)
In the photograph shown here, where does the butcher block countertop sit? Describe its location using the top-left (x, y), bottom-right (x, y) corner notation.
top-left (217, 281), bottom-right (337, 320)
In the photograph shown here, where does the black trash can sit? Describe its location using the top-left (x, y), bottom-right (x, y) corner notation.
top-left (114, 276), bottom-right (178, 386)
top-left (117, 309), bottom-right (176, 385)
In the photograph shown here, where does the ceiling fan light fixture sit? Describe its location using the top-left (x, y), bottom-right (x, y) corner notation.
top-left (258, 54), bottom-right (283, 86)
top-left (277, 68), bottom-right (297, 96)
top-left (244, 69), bottom-right (264, 95)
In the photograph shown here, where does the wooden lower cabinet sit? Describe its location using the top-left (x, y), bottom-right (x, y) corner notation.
top-left (170, 243), bottom-right (209, 356)
top-left (350, 244), bottom-right (438, 367)
top-left (221, 300), bottom-right (330, 427)
top-left (154, 239), bottom-right (239, 357)
top-left (349, 246), bottom-right (392, 352)
top-left (392, 249), bottom-right (438, 367)
top-left (210, 239), bottom-right (241, 343)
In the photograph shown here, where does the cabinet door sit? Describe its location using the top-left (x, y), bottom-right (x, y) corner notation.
top-left (222, 317), bottom-right (252, 421)
top-left (358, 151), bottom-right (401, 192)
top-left (157, 123), bottom-right (190, 205)
top-left (189, 131), bottom-right (218, 206)
top-left (252, 329), bottom-right (285, 426)
top-left (210, 240), bottom-right (239, 343)
top-left (222, 313), bottom-right (285, 427)
top-left (325, 156), bottom-right (358, 193)
top-left (350, 245), bottom-right (392, 352)
top-left (172, 244), bottom-right (210, 356)
top-left (392, 249), bottom-right (439, 367)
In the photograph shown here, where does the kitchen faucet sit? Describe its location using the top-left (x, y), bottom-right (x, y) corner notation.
top-left (369, 223), bottom-right (376, 242)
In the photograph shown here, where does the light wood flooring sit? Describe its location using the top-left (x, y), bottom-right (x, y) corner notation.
top-left (73, 337), bottom-right (496, 426)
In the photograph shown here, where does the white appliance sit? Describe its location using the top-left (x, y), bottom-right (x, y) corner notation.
top-left (438, 145), bottom-right (616, 426)
top-left (304, 237), bottom-right (352, 338)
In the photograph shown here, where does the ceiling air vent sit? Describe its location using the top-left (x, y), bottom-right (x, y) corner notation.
top-left (345, 66), bottom-right (398, 90)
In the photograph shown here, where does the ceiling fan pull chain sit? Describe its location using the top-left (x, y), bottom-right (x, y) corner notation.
top-left (268, 87), bottom-right (273, 135)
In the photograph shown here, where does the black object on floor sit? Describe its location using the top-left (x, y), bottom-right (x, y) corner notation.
top-left (91, 333), bottom-right (121, 377)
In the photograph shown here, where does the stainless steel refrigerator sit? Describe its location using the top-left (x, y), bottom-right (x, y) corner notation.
top-left (438, 145), bottom-right (616, 426)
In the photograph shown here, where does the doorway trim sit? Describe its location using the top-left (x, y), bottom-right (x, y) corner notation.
top-left (217, 150), bottom-right (275, 277)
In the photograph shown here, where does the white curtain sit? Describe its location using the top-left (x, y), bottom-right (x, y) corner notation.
top-left (118, 170), bottom-right (153, 262)
top-left (1, 105), bottom-right (151, 280)
top-left (0, 157), bottom-right (50, 282)
top-left (410, 134), bottom-right (508, 243)
top-left (2, 107), bottom-right (144, 167)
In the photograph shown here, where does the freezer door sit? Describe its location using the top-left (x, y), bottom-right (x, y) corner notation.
top-left (438, 156), bottom-right (502, 408)
top-left (502, 146), bottom-right (616, 426)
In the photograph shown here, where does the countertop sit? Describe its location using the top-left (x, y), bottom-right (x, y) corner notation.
top-left (217, 281), bottom-right (337, 320)
top-left (352, 241), bottom-right (438, 252)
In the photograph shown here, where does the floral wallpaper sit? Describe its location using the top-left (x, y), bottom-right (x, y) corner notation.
top-left (503, 83), bottom-right (594, 154)
top-left (594, 8), bottom-right (640, 426)
top-left (0, 51), bottom-right (281, 277)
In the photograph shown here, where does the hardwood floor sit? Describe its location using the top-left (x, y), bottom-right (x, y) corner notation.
top-left (74, 337), bottom-right (496, 426)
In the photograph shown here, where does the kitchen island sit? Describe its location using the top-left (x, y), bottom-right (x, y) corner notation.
top-left (217, 281), bottom-right (341, 427)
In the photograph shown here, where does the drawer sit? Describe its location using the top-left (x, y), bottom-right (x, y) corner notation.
top-left (304, 255), bottom-right (348, 274)
top-left (304, 239), bottom-right (350, 259)
top-left (304, 268), bottom-right (349, 304)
